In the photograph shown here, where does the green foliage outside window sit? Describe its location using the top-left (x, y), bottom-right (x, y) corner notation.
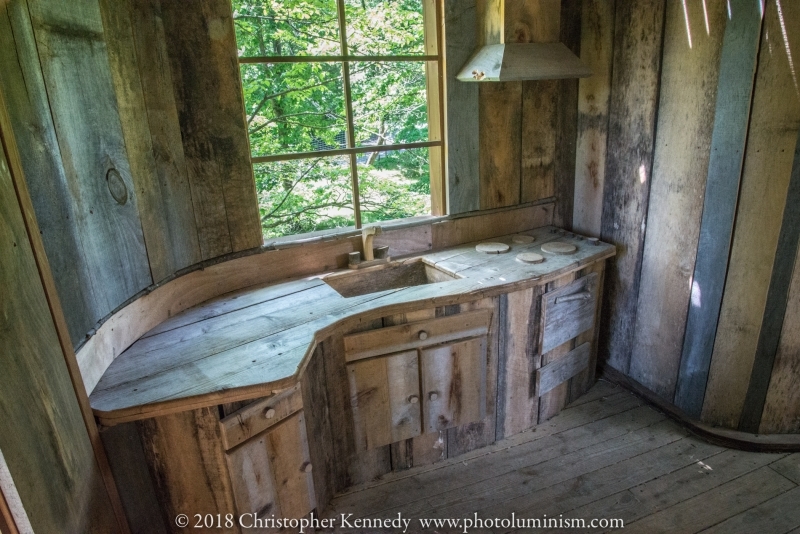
top-left (232, 0), bottom-right (436, 239)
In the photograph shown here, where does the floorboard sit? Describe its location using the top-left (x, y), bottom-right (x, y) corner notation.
top-left (325, 380), bottom-right (796, 533)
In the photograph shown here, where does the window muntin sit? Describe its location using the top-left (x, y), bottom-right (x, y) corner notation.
top-left (233, 0), bottom-right (444, 240)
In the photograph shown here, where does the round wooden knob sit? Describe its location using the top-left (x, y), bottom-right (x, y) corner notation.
top-left (408, 395), bottom-right (419, 404)
top-left (301, 462), bottom-right (313, 473)
top-left (264, 408), bottom-right (276, 419)
top-left (418, 330), bottom-right (428, 341)
top-left (429, 392), bottom-right (439, 401)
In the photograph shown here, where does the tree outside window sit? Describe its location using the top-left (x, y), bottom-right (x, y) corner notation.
top-left (232, 0), bottom-right (445, 240)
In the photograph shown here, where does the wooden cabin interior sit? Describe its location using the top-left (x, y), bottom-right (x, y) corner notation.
top-left (1, 0), bottom-right (800, 532)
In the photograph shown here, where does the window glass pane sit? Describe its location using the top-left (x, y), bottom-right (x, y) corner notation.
top-left (241, 63), bottom-right (347, 157)
top-left (232, 0), bottom-right (341, 57)
top-left (255, 157), bottom-right (355, 239)
top-left (358, 147), bottom-right (430, 224)
top-left (344, 0), bottom-right (425, 56)
top-left (350, 61), bottom-right (429, 149)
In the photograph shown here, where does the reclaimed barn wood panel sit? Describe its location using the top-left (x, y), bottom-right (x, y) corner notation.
top-left (553, 0), bottom-right (581, 228)
top-left (446, 298), bottom-right (499, 456)
top-left (479, 81), bottom-right (522, 209)
top-left (0, 113), bottom-right (119, 531)
top-left (599, 0), bottom-right (666, 373)
top-left (537, 342), bottom-right (590, 395)
top-left (699, 0), bottom-right (794, 425)
top-left (262, 412), bottom-right (316, 519)
top-left (676, 0), bottom-right (763, 419)
top-left (756, 133), bottom-right (800, 434)
top-left (138, 407), bottom-right (240, 533)
top-left (322, 323), bottom-right (392, 492)
top-left (26, 0), bottom-right (153, 317)
top-left (420, 337), bottom-right (487, 433)
top-left (496, 288), bottom-right (542, 438)
top-left (509, 0), bottom-right (560, 204)
top-left (540, 272), bottom-right (598, 354)
top-left (538, 272), bottom-right (577, 421)
top-left (0, 3), bottom-right (96, 345)
top-left (383, 309), bottom-right (447, 471)
top-left (445, 0), bottom-right (480, 214)
top-left (568, 261), bottom-right (606, 401)
top-left (99, 0), bottom-right (202, 283)
top-left (629, 0), bottom-right (727, 399)
top-left (226, 433), bottom-right (281, 529)
top-left (347, 351), bottom-right (422, 451)
top-left (573, 0), bottom-right (615, 236)
top-left (160, 0), bottom-right (261, 258)
top-left (300, 344), bottom-right (335, 510)
top-left (219, 386), bottom-right (304, 450)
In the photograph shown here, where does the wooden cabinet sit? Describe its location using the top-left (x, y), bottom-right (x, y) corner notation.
top-left (344, 310), bottom-right (492, 451)
top-left (220, 388), bottom-right (316, 523)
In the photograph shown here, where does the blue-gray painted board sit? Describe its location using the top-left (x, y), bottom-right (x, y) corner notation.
top-left (673, 0), bottom-right (763, 417)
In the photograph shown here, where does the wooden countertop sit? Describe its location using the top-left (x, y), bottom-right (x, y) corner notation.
top-left (89, 226), bottom-right (615, 424)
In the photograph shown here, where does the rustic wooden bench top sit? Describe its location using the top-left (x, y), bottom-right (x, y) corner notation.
top-left (89, 226), bottom-right (615, 424)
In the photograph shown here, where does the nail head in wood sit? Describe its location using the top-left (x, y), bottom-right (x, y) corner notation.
top-left (301, 462), bottom-right (313, 473)
top-left (429, 392), bottom-right (439, 401)
top-left (418, 330), bottom-right (429, 341)
top-left (264, 408), bottom-right (276, 419)
top-left (408, 395), bottom-right (419, 404)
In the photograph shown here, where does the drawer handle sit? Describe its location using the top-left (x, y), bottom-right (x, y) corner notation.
top-left (418, 330), bottom-right (429, 341)
top-left (429, 392), bottom-right (439, 401)
top-left (264, 408), bottom-right (276, 419)
top-left (408, 395), bottom-right (419, 404)
top-left (301, 462), bottom-right (313, 473)
top-left (555, 291), bottom-right (592, 304)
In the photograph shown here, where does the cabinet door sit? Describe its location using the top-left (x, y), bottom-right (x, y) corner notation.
top-left (226, 411), bottom-right (316, 529)
top-left (347, 350), bottom-right (422, 451)
top-left (420, 336), bottom-right (487, 433)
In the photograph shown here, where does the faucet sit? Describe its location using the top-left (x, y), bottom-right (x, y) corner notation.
top-left (362, 226), bottom-right (382, 261)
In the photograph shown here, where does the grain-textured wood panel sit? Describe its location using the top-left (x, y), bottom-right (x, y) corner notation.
top-left (497, 288), bottom-right (542, 438)
top-left (537, 342), bottom-right (590, 395)
top-left (479, 81), bottom-right (522, 209)
top-left (629, 0), bottom-right (727, 400)
top-left (226, 433), bottom-right (281, 530)
top-left (599, 0), bottom-right (666, 373)
top-left (538, 272), bottom-right (576, 421)
top-left (347, 351), bottom-right (422, 451)
top-left (0, 67), bottom-right (122, 533)
top-left (300, 344), bottom-right (334, 510)
top-left (446, 298), bottom-right (499, 456)
top-left (568, 261), bottom-right (605, 401)
top-left (521, 80), bottom-right (558, 202)
top-left (219, 385), bottom-right (303, 450)
top-left (541, 272), bottom-right (598, 354)
top-left (138, 407), bottom-right (240, 533)
top-left (431, 203), bottom-right (554, 248)
top-left (0, 3), bottom-right (96, 345)
top-left (505, 0), bottom-right (560, 44)
top-left (674, 0), bottom-right (763, 419)
top-left (160, 0), bottom-right (261, 258)
top-left (552, 0), bottom-right (581, 229)
top-left (0, 449), bottom-right (28, 534)
top-left (263, 412), bottom-right (316, 520)
top-left (99, 0), bottom-right (202, 283)
top-left (421, 336), bottom-right (487, 433)
top-left (698, 0), bottom-right (792, 424)
top-left (445, 0), bottom-right (480, 214)
top-left (27, 0), bottom-right (153, 317)
top-left (344, 309), bottom-right (491, 362)
top-left (573, 0), bottom-right (615, 236)
top-left (757, 133), bottom-right (800, 434)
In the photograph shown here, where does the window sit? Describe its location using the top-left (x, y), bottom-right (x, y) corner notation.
top-left (232, 0), bottom-right (445, 240)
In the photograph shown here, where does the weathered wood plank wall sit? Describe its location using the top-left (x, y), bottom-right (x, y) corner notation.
top-left (0, 77), bottom-right (124, 532)
top-left (586, 0), bottom-right (800, 434)
top-left (1, 0), bottom-right (262, 351)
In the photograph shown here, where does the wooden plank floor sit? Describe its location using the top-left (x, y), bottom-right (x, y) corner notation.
top-left (324, 380), bottom-right (800, 533)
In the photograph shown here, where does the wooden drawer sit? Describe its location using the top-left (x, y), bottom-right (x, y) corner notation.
top-left (219, 385), bottom-right (303, 450)
top-left (540, 273), bottom-right (599, 354)
top-left (344, 309), bottom-right (492, 362)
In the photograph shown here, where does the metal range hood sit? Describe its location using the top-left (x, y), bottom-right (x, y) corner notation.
top-left (457, 0), bottom-right (591, 82)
